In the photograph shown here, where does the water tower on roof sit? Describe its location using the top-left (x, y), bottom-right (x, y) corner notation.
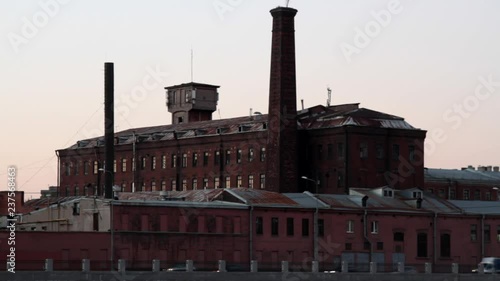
top-left (165, 82), bottom-right (220, 124)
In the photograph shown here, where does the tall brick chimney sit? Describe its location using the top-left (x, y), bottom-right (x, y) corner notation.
top-left (265, 7), bottom-right (298, 193)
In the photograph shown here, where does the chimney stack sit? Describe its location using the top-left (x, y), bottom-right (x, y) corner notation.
top-left (104, 62), bottom-right (114, 199)
top-left (266, 7), bottom-right (298, 193)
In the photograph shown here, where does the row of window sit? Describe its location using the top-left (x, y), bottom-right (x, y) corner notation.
top-left (64, 174), bottom-right (266, 195)
top-left (470, 224), bottom-right (500, 242)
top-left (64, 148), bottom-right (267, 176)
top-left (427, 188), bottom-right (492, 201)
top-left (311, 143), bottom-right (418, 162)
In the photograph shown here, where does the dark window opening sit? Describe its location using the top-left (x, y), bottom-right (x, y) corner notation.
top-left (271, 217), bottom-right (279, 236)
top-left (394, 232), bottom-right (404, 242)
top-left (318, 219), bottom-right (324, 237)
top-left (287, 218), bottom-right (294, 236)
top-left (440, 233), bottom-right (451, 257)
top-left (302, 218), bottom-right (309, 237)
top-left (256, 217), bottom-right (263, 235)
top-left (417, 233), bottom-right (428, 257)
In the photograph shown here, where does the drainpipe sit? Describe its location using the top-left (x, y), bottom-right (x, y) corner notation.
top-left (313, 202), bottom-right (318, 261)
top-left (433, 212), bottom-right (437, 265)
top-left (481, 214), bottom-right (485, 258)
top-left (249, 206), bottom-right (253, 261)
top-left (363, 210), bottom-right (372, 262)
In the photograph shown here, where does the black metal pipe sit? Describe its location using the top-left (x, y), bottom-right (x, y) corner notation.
top-left (104, 62), bottom-right (114, 199)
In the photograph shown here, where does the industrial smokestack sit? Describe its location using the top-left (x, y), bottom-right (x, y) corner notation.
top-left (266, 7), bottom-right (298, 193)
top-left (104, 62), bottom-right (114, 199)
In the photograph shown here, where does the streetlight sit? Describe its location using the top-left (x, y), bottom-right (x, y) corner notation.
top-left (301, 176), bottom-right (319, 194)
top-left (301, 175), bottom-right (320, 263)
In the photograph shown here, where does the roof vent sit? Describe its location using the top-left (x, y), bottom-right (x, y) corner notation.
top-left (362, 195), bottom-right (368, 207)
top-left (416, 198), bottom-right (423, 209)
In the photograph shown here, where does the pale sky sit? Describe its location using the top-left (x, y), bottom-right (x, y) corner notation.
top-left (1, 0), bottom-right (499, 199)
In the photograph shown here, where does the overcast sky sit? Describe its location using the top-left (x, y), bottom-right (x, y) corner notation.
top-left (1, 0), bottom-right (499, 198)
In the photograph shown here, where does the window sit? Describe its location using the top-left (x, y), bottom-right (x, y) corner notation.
top-left (214, 177), bottom-right (220, 188)
top-left (84, 161), bottom-right (89, 175)
top-left (417, 233), bottom-right (428, 257)
top-left (345, 243), bottom-right (352, 251)
top-left (377, 242), bottom-right (384, 250)
top-left (302, 219), bottom-right (309, 236)
top-left (392, 144), bottom-right (400, 160)
top-left (171, 155), bottom-right (177, 168)
top-left (450, 189), bottom-right (456, 199)
top-left (256, 217), bottom-right (263, 235)
top-left (182, 153), bottom-right (187, 168)
top-left (225, 149), bottom-right (231, 165)
top-left (121, 159), bottom-right (127, 172)
top-left (394, 232), bottom-right (404, 242)
top-left (485, 224), bottom-right (491, 242)
top-left (486, 192), bottom-right (491, 201)
top-left (337, 172), bottom-right (344, 188)
top-left (383, 189), bottom-right (393, 197)
top-left (363, 242), bottom-right (370, 250)
top-left (237, 175), bottom-right (242, 187)
top-left (327, 144), bottom-right (333, 160)
top-left (260, 147), bottom-right (266, 162)
top-left (412, 191), bottom-right (422, 199)
top-left (214, 151), bottom-right (220, 166)
top-left (182, 179), bottom-right (187, 191)
top-left (141, 157), bottom-right (146, 170)
top-left (203, 178), bottom-right (208, 189)
top-left (287, 218), bottom-right (294, 236)
top-left (271, 217), bottom-right (279, 236)
top-left (346, 220), bottom-right (354, 233)
top-left (151, 181), bottom-right (156, 191)
top-left (161, 155), bottom-right (167, 169)
top-left (74, 186), bottom-right (79, 196)
top-left (464, 190), bottom-right (470, 200)
top-left (376, 144), bottom-right (384, 159)
top-left (203, 152), bottom-right (209, 166)
top-left (73, 202), bottom-right (80, 215)
top-left (237, 149), bottom-right (242, 163)
top-left (192, 153), bottom-right (198, 167)
top-left (471, 224), bottom-right (477, 241)
top-left (318, 219), bottom-right (324, 237)
top-left (317, 145), bottom-right (323, 161)
top-left (113, 159), bottom-right (117, 173)
top-left (409, 145), bottom-right (416, 162)
top-left (192, 178), bottom-right (198, 190)
top-left (360, 142), bottom-right (368, 158)
top-left (337, 142), bottom-right (345, 159)
top-left (497, 226), bottom-right (500, 242)
top-left (260, 174), bottom-right (265, 189)
top-left (248, 175), bottom-right (254, 189)
top-left (440, 233), bottom-right (451, 257)
top-left (438, 189), bottom-right (445, 198)
top-left (248, 148), bottom-right (254, 162)
top-left (371, 221), bottom-right (379, 234)
top-left (474, 190), bottom-right (480, 200)
top-left (171, 180), bottom-right (176, 191)
top-left (93, 160), bottom-right (99, 174)
top-left (151, 156), bottom-right (156, 170)
top-left (65, 163), bottom-right (71, 176)
top-left (74, 162), bottom-right (79, 175)
top-left (225, 176), bottom-right (231, 188)
top-left (161, 180), bottom-right (166, 191)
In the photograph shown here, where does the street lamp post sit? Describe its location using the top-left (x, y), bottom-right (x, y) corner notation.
top-left (301, 176), bottom-right (319, 194)
top-left (301, 176), bottom-right (320, 263)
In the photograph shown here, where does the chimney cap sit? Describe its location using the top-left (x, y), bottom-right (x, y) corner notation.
top-left (270, 6), bottom-right (298, 16)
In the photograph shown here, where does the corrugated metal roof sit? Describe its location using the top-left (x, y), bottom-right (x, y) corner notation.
top-left (227, 188), bottom-right (299, 206)
top-left (425, 168), bottom-right (500, 183)
top-left (449, 200), bottom-right (500, 215)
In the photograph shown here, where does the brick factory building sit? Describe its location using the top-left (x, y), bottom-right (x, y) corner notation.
top-left (4, 5), bottom-right (500, 273)
top-left (56, 7), bottom-right (427, 198)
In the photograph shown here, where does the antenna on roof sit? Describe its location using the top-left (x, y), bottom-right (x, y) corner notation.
top-left (327, 86), bottom-right (332, 107)
top-left (218, 109), bottom-right (222, 120)
top-left (286, 0), bottom-right (290, 7)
